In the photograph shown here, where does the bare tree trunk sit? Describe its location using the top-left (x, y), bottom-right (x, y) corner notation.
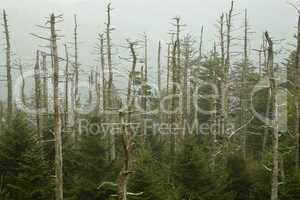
top-left (265, 31), bottom-right (279, 200)
top-left (157, 41), bottom-right (162, 95)
top-left (106, 2), bottom-right (113, 110)
top-left (294, 15), bottom-right (300, 173)
top-left (241, 9), bottom-right (249, 159)
top-left (170, 41), bottom-right (178, 157)
top-left (211, 43), bottom-right (218, 173)
top-left (0, 102), bottom-right (3, 135)
top-left (106, 3), bottom-right (116, 161)
top-left (141, 65), bottom-right (146, 142)
top-left (199, 26), bottom-right (204, 62)
top-left (157, 41), bottom-right (162, 124)
top-left (88, 73), bottom-right (92, 104)
top-left (64, 44), bottom-right (69, 130)
top-left (262, 35), bottom-right (269, 154)
top-left (3, 10), bottom-right (12, 124)
top-left (50, 13), bottom-right (64, 200)
top-left (174, 17), bottom-right (183, 136)
top-left (224, 1), bottom-right (233, 137)
top-left (144, 33), bottom-right (148, 82)
top-left (117, 112), bottom-right (131, 200)
top-left (117, 42), bottom-right (137, 200)
top-left (167, 43), bottom-right (171, 94)
top-left (34, 50), bottom-right (42, 138)
top-left (183, 35), bottom-right (190, 134)
top-left (42, 53), bottom-right (49, 116)
top-left (99, 34), bottom-right (106, 111)
top-left (219, 13), bottom-right (226, 136)
top-left (73, 15), bottom-right (79, 143)
top-left (18, 61), bottom-right (26, 106)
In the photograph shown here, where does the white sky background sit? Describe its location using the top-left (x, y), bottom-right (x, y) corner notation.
top-left (0, 0), bottom-right (299, 97)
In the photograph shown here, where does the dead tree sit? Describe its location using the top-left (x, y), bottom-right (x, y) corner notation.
top-left (241, 9), bottom-right (249, 159)
top-left (73, 14), bottom-right (79, 143)
top-left (0, 102), bottom-right (3, 135)
top-left (294, 13), bottom-right (300, 173)
top-left (117, 41), bottom-right (137, 200)
top-left (211, 42), bottom-right (218, 173)
top-left (219, 13), bottom-right (226, 136)
top-left (170, 41), bottom-right (178, 157)
top-left (106, 3), bottom-right (116, 160)
top-left (167, 42), bottom-right (171, 94)
top-left (172, 17), bottom-right (183, 136)
top-left (64, 44), bottom-right (69, 130)
top-left (34, 50), bottom-right (42, 138)
top-left (50, 13), bottom-right (64, 200)
top-left (265, 31), bottom-right (279, 200)
top-left (41, 53), bottom-right (48, 115)
top-left (157, 41), bottom-right (162, 123)
top-left (141, 33), bottom-right (148, 131)
top-left (262, 34), bottom-right (270, 153)
top-left (182, 34), bottom-right (192, 132)
top-left (106, 2), bottom-right (113, 110)
top-left (17, 61), bottom-right (26, 106)
top-left (199, 26), bottom-right (204, 62)
top-left (88, 73), bottom-right (93, 104)
top-left (224, 1), bottom-right (233, 136)
top-left (157, 41), bottom-right (162, 95)
top-left (99, 34), bottom-right (106, 111)
top-left (3, 10), bottom-right (12, 124)
top-left (219, 1), bottom-right (234, 137)
top-left (143, 33), bottom-right (148, 82)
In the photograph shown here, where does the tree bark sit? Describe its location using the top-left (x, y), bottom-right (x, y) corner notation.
top-left (64, 44), bottom-right (69, 131)
top-left (34, 50), bottom-right (42, 138)
top-left (265, 31), bottom-right (279, 200)
top-left (294, 15), bottom-right (300, 173)
top-left (241, 9), bottom-right (249, 159)
top-left (3, 10), bottom-right (12, 124)
top-left (50, 13), bottom-right (64, 200)
top-left (106, 3), bottom-right (116, 161)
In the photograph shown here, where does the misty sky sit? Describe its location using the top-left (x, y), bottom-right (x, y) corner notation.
top-left (0, 0), bottom-right (299, 96)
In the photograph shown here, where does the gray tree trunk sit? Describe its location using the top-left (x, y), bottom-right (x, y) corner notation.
top-left (265, 31), bottom-right (279, 200)
top-left (3, 10), bottom-right (12, 124)
top-left (50, 14), bottom-right (64, 200)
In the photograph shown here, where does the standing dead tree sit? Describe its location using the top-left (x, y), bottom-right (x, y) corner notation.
top-left (241, 9), bottom-right (250, 159)
top-left (171, 17), bottom-right (184, 137)
top-left (218, 1), bottom-right (234, 137)
top-left (265, 31), bottom-right (279, 200)
top-left (98, 41), bottom-right (142, 200)
top-left (199, 26), bottom-right (204, 62)
top-left (157, 40), bottom-right (162, 123)
top-left (41, 53), bottom-right (49, 117)
top-left (3, 9), bottom-right (13, 124)
top-left (211, 42), bottom-right (218, 173)
top-left (117, 40), bottom-right (137, 200)
top-left (99, 34), bottom-right (106, 112)
top-left (182, 34), bottom-right (194, 132)
top-left (17, 60), bottom-right (26, 106)
top-left (64, 44), bottom-right (69, 130)
top-left (106, 3), bottom-right (116, 161)
top-left (157, 41), bottom-right (162, 95)
top-left (292, 7), bottom-right (300, 173)
top-left (73, 14), bottom-right (79, 143)
top-left (50, 13), bottom-right (64, 200)
top-left (106, 2), bottom-right (113, 110)
top-left (0, 102), bottom-right (3, 136)
top-left (166, 42), bottom-right (171, 94)
top-left (170, 40), bottom-right (178, 157)
top-left (34, 50), bottom-right (42, 138)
